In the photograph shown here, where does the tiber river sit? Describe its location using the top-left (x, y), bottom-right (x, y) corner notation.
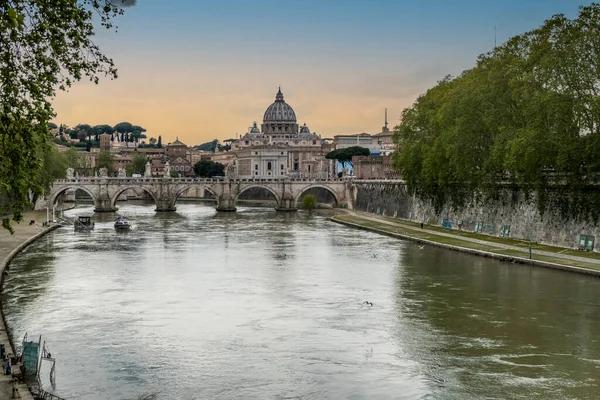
top-left (3, 202), bottom-right (600, 399)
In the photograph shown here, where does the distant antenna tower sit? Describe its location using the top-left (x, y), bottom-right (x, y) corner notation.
top-left (382, 108), bottom-right (390, 132)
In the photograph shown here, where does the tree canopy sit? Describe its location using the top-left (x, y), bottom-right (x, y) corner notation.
top-left (194, 139), bottom-right (223, 152)
top-left (325, 146), bottom-right (370, 168)
top-left (393, 3), bottom-right (600, 220)
top-left (193, 160), bottom-right (225, 178)
top-left (1, 0), bottom-right (128, 231)
top-left (96, 151), bottom-right (115, 176)
top-left (130, 152), bottom-right (147, 176)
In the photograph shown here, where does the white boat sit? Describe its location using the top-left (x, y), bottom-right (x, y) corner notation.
top-left (114, 216), bottom-right (132, 230)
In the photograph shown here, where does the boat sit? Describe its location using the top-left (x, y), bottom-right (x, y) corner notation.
top-left (74, 215), bottom-right (94, 231)
top-left (114, 216), bottom-right (132, 230)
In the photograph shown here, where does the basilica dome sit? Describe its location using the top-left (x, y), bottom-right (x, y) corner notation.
top-left (263, 87), bottom-right (297, 123)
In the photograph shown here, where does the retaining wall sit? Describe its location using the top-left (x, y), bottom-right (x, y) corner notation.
top-left (352, 182), bottom-right (600, 250)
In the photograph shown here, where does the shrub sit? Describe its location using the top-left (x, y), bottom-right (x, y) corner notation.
top-left (301, 194), bottom-right (317, 210)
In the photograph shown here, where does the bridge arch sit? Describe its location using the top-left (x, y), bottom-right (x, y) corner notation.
top-left (110, 186), bottom-right (158, 208)
top-left (235, 185), bottom-right (282, 206)
top-left (49, 185), bottom-right (96, 206)
top-left (294, 185), bottom-right (340, 207)
top-left (174, 185), bottom-right (218, 203)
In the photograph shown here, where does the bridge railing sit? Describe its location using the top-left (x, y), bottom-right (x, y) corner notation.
top-left (53, 177), bottom-right (360, 184)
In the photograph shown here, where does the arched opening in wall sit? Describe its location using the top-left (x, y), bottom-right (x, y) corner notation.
top-left (74, 189), bottom-right (94, 204)
top-left (52, 187), bottom-right (95, 208)
top-left (176, 187), bottom-right (217, 205)
top-left (237, 187), bottom-right (278, 208)
top-left (112, 187), bottom-right (156, 210)
top-left (297, 187), bottom-right (338, 209)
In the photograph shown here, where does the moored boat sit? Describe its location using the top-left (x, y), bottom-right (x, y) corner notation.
top-left (74, 215), bottom-right (94, 231)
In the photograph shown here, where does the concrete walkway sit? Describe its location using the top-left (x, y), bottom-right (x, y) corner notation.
top-left (334, 211), bottom-right (600, 274)
top-left (0, 211), bottom-right (58, 400)
top-left (349, 211), bottom-right (600, 265)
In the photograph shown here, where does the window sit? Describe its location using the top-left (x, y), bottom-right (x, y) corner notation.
top-left (255, 152), bottom-right (258, 155)
top-left (245, 141), bottom-right (249, 145)
top-left (294, 163), bottom-right (298, 170)
top-left (313, 140), bottom-right (316, 145)
top-left (255, 171), bottom-right (258, 175)
top-left (255, 164), bottom-right (258, 170)
top-left (267, 162), bottom-right (272, 170)
top-left (281, 164), bottom-right (284, 170)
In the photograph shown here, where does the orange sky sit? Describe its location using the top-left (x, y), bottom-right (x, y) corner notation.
top-left (51, 63), bottom-right (422, 146)
top-left (49, 0), bottom-right (588, 146)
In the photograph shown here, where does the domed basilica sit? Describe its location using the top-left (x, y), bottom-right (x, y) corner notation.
top-left (230, 88), bottom-right (335, 179)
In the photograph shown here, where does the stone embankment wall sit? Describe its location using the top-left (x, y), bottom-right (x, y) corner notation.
top-left (351, 181), bottom-right (600, 250)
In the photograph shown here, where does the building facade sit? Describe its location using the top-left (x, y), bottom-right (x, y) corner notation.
top-left (165, 138), bottom-right (194, 177)
top-left (231, 88), bottom-right (335, 179)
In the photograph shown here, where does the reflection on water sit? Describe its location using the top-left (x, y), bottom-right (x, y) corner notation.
top-left (3, 202), bottom-right (600, 399)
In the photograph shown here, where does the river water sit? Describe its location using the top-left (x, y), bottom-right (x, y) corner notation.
top-left (3, 203), bottom-right (600, 399)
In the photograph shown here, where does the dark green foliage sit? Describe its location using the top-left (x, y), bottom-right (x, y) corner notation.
top-left (97, 151), bottom-right (115, 176)
top-left (1, 0), bottom-right (126, 231)
top-left (194, 139), bottom-right (222, 152)
top-left (325, 146), bottom-right (370, 169)
top-left (131, 152), bottom-right (147, 176)
top-left (193, 160), bottom-right (225, 178)
top-left (301, 194), bottom-right (317, 210)
top-left (394, 3), bottom-right (600, 221)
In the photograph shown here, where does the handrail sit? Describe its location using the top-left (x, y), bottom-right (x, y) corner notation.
top-left (53, 177), bottom-right (399, 184)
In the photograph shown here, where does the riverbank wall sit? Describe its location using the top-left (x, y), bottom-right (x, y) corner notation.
top-left (0, 216), bottom-right (61, 399)
top-left (331, 214), bottom-right (600, 277)
top-left (351, 181), bottom-right (600, 251)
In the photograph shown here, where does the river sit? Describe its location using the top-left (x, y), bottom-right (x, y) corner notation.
top-left (3, 203), bottom-right (600, 399)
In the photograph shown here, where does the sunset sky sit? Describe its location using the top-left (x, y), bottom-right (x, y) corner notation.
top-left (52, 0), bottom-right (593, 145)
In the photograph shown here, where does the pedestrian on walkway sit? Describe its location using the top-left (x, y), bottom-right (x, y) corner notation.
top-left (529, 243), bottom-right (532, 259)
top-left (420, 222), bottom-right (424, 229)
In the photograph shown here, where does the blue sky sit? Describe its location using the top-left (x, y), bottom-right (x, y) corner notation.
top-left (53, 0), bottom-right (595, 144)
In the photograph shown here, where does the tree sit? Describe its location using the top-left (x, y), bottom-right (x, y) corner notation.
top-left (131, 125), bottom-right (147, 143)
top-left (34, 146), bottom-right (67, 204)
top-left (97, 151), bottom-right (115, 176)
top-left (92, 124), bottom-right (113, 141)
top-left (114, 121), bottom-right (134, 144)
top-left (301, 194), bottom-right (317, 210)
top-left (149, 137), bottom-right (157, 145)
top-left (393, 3), bottom-right (600, 219)
top-left (48, 122), bottom-right (58, 130)
top-left (195, 139), bottom-right (220, 152)
top-left (157, 135), bottom-right (162, 148)
top-left (64, 147), bottom-right (84, 175)
top-left (193, 160), bottom-right (225, 178)
top-left (0, 0), bottom-right (130, 232)
top-left (325, 146), bottom-right (370, 169)
top-left (170, 170), bottom-right (180, 178)
top-left (131, 152), bottom-right (147, 176)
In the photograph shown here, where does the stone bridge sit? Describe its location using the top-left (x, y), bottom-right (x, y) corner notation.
top-left (45, 177), bottom-right (354, 212)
